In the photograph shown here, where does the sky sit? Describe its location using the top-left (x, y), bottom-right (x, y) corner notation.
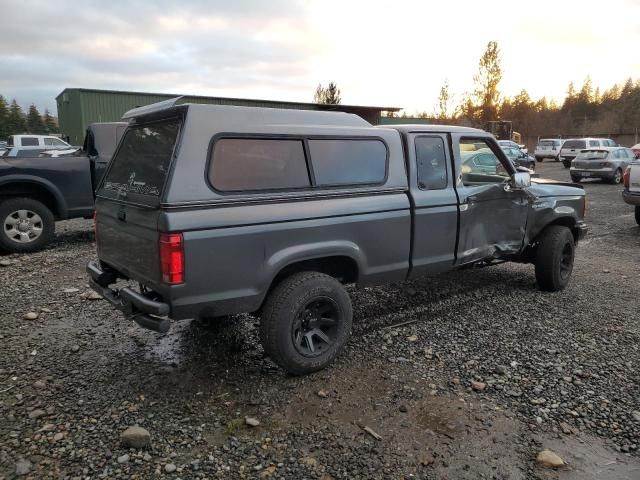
top-left (1, 0), bottom-right (639, 116)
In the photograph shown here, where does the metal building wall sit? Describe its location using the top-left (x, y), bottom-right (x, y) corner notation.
top-left (56, 88), bottom-right (395, 144)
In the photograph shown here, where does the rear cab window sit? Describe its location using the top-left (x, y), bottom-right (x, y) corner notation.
top-left (563, 140), bottom-right (586, 149)
top-left (21, 137), bottom-right (39, 146)
top-left (99, 118), bottom-right (181, 206)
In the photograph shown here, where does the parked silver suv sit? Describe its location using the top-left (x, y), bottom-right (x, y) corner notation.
top-left (534, 138), bottom-right (564, 163)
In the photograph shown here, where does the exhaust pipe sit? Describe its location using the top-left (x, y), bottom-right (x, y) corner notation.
top-left (131, 314), bottom-right (171, 334)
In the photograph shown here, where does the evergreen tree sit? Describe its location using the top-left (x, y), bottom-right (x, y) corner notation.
top-left (313, 82), bottom-right (341, 104)
top-left (26, 104), bottom-right (46, 134)
top-left (6, 99), bottom-right (26, 135)
top-left (43, 108), bottom-right (58, 133)
top-left (0, 95), bottom-right (8, 140)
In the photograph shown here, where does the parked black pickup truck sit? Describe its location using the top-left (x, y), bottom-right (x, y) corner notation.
top-left (88, 100), bottom-right (587, 375)
top-left (0, 122), bottom-right (126, 253)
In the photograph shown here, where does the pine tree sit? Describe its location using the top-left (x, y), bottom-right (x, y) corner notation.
top-left (43, 109), bottom-right (58, 133)
top-left (6, 99), bottom-right (26, 135)
top-left (0, 95), bottom-right (8, 140)
top-left (313, 82), bottom-right (341, 104)
top-left (26, 104), bottom-right (46, 134)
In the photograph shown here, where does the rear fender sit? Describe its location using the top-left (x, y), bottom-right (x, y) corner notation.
top-left (0, 175), bottom-right (68, 219)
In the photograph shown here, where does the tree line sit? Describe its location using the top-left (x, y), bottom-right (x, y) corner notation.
top-left (315, 42), bottom-right (639, 140)
top-left (420, 41), bottom-right (640, 139)
top-left (0, 95), bottom-right (59, 140)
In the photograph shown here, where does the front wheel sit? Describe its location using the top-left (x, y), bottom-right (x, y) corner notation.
top-left (0, 197), bottom-right (55, 253)
top-left (534, 226), bottom-right (575, 292)
top-left (635, 206), bottom-right (640, 226)
top-left (570, 175), bottom-right (581, 183)
top-left (260, 272), bottom-right (352, 375)
top-left (536, 157), bottom-right (544, 163)
top-left (562, 159), bottom-right (571, 169)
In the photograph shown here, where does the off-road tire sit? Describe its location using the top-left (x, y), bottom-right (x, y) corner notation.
top-left (260, 271), bottom-right (352, 375)
top-left (635, 206), bottom-right (640, 226)
top-left (609, 168), bottom-right (623, 184)
top-left (534, 226), bottom-right (575, 292)
top-left (570, 175), bottom-right (581, 183)
top-left (0, 197), bottom-right (55, 253)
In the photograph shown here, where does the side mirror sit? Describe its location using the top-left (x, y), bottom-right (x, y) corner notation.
top-left (511, 171), bottom-right (531, 189)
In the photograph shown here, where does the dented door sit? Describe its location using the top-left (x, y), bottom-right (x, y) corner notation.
top-left (452, 135), bottom-right (529, 265)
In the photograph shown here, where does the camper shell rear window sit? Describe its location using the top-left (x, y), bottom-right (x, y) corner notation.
top-left (100, 118), bottom-right (181, 204)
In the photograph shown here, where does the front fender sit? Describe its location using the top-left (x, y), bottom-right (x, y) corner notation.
top-left (526, 195), bottom-right (583, 243)
top-left (0, 174), bottom-right (69, 218)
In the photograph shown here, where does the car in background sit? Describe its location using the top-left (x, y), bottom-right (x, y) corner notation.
top-left (7, 134), bottom-right (75, 150)
top-left (631, 143), bottom-right (640, 159)
top-left (502, 146), bottom-right (536, 170)
top-left (622, 160), bottom-right (640, 225)
top-left (497, 139), bottom-right (528, 154)
top-left (534, 139), bottom-right (564, 162)
top-left (569, 147), bottom-right (634, 184)
top-left (460, 148), bottom-right (509, 176)
top-left (1, 146), bottom-right (48, 158)
top-left (560, 138), bottom-right (618, 168)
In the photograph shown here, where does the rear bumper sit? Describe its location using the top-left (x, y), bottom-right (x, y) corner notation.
top-left (86, 260), bottom-right (171, 333)
top-left (535, 151), bottom-right (559, 159)
top-left (570, 167), bottom-right (615, 180)
top-left (622, 189), bottom-right (640, 206)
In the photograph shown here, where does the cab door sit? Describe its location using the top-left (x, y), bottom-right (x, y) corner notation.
top-left (451, 135), bottom-right (529, 265)
top-left (407, 133), bottom-right (459, 278)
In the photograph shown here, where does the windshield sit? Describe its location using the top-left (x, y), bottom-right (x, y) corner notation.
top-left (563, 140), bottom-right (586, 149)
top-left (576, 150), bottom-right (608, 160)
top-left (101, 119), bottom-right (180, 203)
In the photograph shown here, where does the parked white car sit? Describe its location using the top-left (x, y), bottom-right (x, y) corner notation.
top-left (560, 138), bottom-right (618, 168)
top-left (7, 134), bottom-right (74, 150)
top-left (534, 138), bottom-right (564, 163)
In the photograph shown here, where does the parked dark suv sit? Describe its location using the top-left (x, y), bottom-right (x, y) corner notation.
top-left (88, 99), bottom-right (587, 374)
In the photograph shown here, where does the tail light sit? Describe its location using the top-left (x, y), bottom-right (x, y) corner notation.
top-left (159, 233), bottom-right (184, 284)
top-left (623, 166), bottom-right (631, 188)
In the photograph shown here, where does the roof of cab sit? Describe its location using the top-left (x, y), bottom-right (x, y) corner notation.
top-left (123, 98), bottom-right (373, 129)
top-left (380, 124), bottom-right (486, 134)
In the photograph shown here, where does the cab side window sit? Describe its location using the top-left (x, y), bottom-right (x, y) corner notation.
top-left (589, 140), bottom-right (600, 148)
top-left (458, 138), bottom-right (510, 186)
top-left (415, 136), bottom-right (447, 190)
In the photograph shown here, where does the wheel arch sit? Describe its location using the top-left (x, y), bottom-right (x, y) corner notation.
top-left (0, 176), bottom-right (68, 219)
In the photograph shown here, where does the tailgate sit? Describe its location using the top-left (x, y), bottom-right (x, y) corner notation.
top-left (96, 200), bottom-right (163, 286)
top-left (631, 164), bottom-right (640, 192)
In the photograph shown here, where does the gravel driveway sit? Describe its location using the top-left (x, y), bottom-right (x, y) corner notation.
top-left (1, 161), bottom-right (639, 479)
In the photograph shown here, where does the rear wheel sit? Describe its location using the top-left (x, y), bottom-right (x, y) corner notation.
top-left (609, 168), bottom-right (623, 184)
top-left (260, 271), bottom-right (352, 375)
top-left (635, 206), bottom-right (640, 226)
top-left (534, 226), bottom-right (575, 292)
top-left (562, 159), bottom-right (571, 169)
top-left (536, 157), bottom-right (543, 163)
top-left (0, 197), bottom-right (55, 253)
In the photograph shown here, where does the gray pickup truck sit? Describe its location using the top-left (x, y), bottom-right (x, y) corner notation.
top-left (0, 122), bottom-right (126, 253)
top-left (87, 100), bottom-right (587, 374)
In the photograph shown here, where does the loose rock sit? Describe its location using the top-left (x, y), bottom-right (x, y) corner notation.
top-left (117, 454), bottom-right (130, 464)
top-left (120, 426), bottom-right (151, 449)
top-left (165, 463), bottom-right (177, 473)
top-left (23, 312), bottom-right (38, 320)
top-left (15, 458), bottom-right (32, 476)
top-left (471, 380), bottom-right (486, 392)
top-left (536, 449), bottom-right (564, 468)
top-left (245, 417), bottom-right (260, 427)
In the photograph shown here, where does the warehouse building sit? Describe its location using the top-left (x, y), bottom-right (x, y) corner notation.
top-left (56, 88), bottom-right (401, 145)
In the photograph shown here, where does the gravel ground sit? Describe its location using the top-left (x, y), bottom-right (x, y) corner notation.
top-left (1, 161), bottom-right (639, 479)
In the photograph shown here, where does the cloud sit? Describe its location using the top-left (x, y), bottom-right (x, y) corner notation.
top-left (1, 0), bottom-right (639, 115)
top-left (0, 0), bottom-right (319, 111)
